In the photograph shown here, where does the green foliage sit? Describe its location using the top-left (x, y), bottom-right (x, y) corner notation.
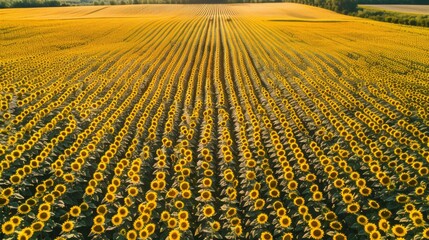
top-left (357, 0), bottom-right (426, 4)
top-left (283, 0), bottom-right (358, 14)
top-left (354, 7), bottom-right (429, 27)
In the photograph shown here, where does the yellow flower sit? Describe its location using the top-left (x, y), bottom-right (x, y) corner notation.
top-left (310, 228), bottom-right (324, 239)
top-left (168, 229), bottom-right (180, 240)
top-left (118, 206), bottom-right (129, 217)
top-left (111, 214), bottom-right (123, 226)
top-left (126, 230), bottom-right (137, 240)
top-left (282, 233), bottom-right (293, 240)
top-left (257, 213), bottom-right (268, 224)
top-left (330, 221), bottom-right (342, 230)
top-left (260, 231), bottom-right (273, 240)
top-left (179, 220), bottom-right (189, 231)
top-left (253, 198), bottom-right (265, 210)
top-left (97, 205), bottom-right (107, 215)
top-left (423, 228), bottom-right (429, 239)
top-left (364, 223), bottom-right (377, 233)
top-left (279, 215), bottom-right (291, 228)
top-left (1, 221), bottom-right (15, 235)
top-left (37, 210), bottom-right (51, 222)
top-left (168, 218), bottom-right (177, 229)
top-left (91, 224), bottom-right (105, 234)
top-left (70, 206), bottom-right (81, 217)
top-left (333, 233), bottom-right (347, 240)
top-left (29, 219), bottom-right (43, 232)
top-left (203, 205), bottom-right (215, 218)
top-left (61, 221), bottom-right (74, 233)
top-left (392, 224), bottom-right (407, 237)
top-left (378, 208), bottom-right (391, 219)
top-left (378, 219), bottom-right (389, 232)
top-left (211, 221), bottom-right (221, 231)
top-left (309, 219), bottom-right (321, 229)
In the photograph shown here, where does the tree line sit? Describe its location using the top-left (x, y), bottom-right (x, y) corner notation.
top-left (358, 0), bottom-right (427, 4)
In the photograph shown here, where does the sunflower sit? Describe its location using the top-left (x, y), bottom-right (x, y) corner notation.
top-left (378, 209), bottom-right (391, 219)
top-left (175, 200), bottom-right (184, 209)
top-left (423, 228), bottom-right (429, 239)
top-left (10, 216), bottom-right (22, 226)
top-left (168, 229), bottom-right (180, 240)
top-left (145, 223), bottom-right (155, 235)
top-left (287, 181), bottom-right (298, 190)
top-left (392, 224), bottom-right (407, 237)
top-left (30, 221), bottom-right (44, 232)
top-left (111, 214), bottom-right (123, 226)
top-left (359, 187), bottom-right (372, 196)
top-left (93, 215), bottom-right (105, 225)
top-left (167, 218), bottom-right (177, 228)
top-left (179, 220), bottom-right (189, 231)
top-left (279, 215), bottom-right (291, 228)
top-left (310, 228), bottom-right (324, 239)
top-left (10, 174), bottom-right (22, 185)
top-left (97, 205), bottom-right (107, 215)
top-left (324, 211), bottom-right (337, 221)
top-left (17, 231), bottom-right (29, 240)
top-left (364, 223), bottom-right (377, 233)
top-left (145, 191), bottom-right (157, 202)
top-left (226, 207), bottom-right (237, 218)
top-left (1, 221), bottom-right (15, 235)
top-left (346, 202), bottom-right (360, 214)
top-left (85, 186), bottom-right (95, 195)
top-left (312, 191), bottom-right (323, 201)
top-left (70, 206), bottom-right (81, 217)
top-left (298, 206), bottom-right (308, 215)
top-left (330, 221), bottom-right (342, 231)
top-left (211, 221), bottom-right (221, 231)
top-left (282, 232), bottom-right (293, 240)
top-left (257, 213), bottom-right (268, 225)
top-left (39, 203), bottom-right (51, 212)
top-left (118, 206), bottom-right (129, 217)
top-left (378, 219), bottom-right (389, 232)
top-left (37, 210), bottom-right (51, 222)
top-left (404, 203), bottom-right (415, 213)
top-left (2, 187), bottom-right (13, 197)
top-left (233, 225), bottom-right (243, 236)
top-left (260, 231), bottom-right (273, 240)
top-left (369, 231), bottom-right (381, 240)
top-left (412, 217), bottom-right (425, 227)
top-left (133, 218), bottom-right (144, 230)
top-left (104, 193), bottom-right (115, 203)
top-left (127, 230), bottom-right (137, 240)
top-left (128, 187), bottom-right (138, 197)
top-left (161, 211), bottom-right (170, 222)
top-left (357, 215), bottom-right (368, 225)
top-left (167, 188), bottom-right (179, 199)
top-left (61, 221), bottom-right (74, 233)
top-left (333, 233), bottom-right (347, 240)
top-left (309, 219), bottom-right (321, 229)
top-left (342, 193), bottom-right (354, 204)
top-left (91, 224), bottom-right (105, 234)
top-left (200, 190), bottom-right (212, 201)
top-left (254, 199), bottom-right (265, 210)
top-left (368, 200), bottom-right (380, 209)
top-left (230, 217), bottom-right (241, 227)
top-left (139, 229), bottom-right (149, 239)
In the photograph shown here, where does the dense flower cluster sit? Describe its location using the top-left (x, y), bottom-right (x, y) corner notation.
top-left (1, 3), bottom-right (429, 240)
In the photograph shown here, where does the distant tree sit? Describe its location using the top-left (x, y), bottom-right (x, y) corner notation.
top-left (409, 18), bottom-right (417, 26)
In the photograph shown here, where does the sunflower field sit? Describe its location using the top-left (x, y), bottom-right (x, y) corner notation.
top-left (1, 3), bottom-right (429, 240)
